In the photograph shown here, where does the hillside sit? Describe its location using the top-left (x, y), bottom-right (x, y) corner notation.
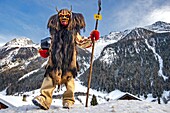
top-left (79, 22), bottom-right (170, 102)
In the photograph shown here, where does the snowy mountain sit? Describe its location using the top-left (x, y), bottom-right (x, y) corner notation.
top-left (3, 37), bottom-right (36, 47)
top-left (89, 21), bottom-right (170, 59)
top-left (0, 21), bottom-right (170, 112)
top-left (145, 21), bottom-right (170, 33)
top-left (0, 37), bottom-right (47, 95)
top-left (80, 21), bottom-right (170, 103)
top-left (0, 37), bottom-right (40, 70)
top-left (89, 29), bottom-right (131, 59)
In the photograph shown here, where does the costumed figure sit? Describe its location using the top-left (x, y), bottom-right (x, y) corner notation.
top-left (32, 7), bottom-right (100, 110)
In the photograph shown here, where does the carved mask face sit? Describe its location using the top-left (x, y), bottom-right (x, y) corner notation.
top-left (58, 9), bottom-right (71, 26)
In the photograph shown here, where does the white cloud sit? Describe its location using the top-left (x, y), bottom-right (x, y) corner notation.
top-left (107, 0), bottom-right (156, 31)
top-left (107, 0), bottom-right (170, 32)
top-left (146, 6), bottom-right (170, 24)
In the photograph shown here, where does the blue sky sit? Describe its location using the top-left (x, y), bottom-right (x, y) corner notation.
top-left (1, 0), bottom-right (170, 46)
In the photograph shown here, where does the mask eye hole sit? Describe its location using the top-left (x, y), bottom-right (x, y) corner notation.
top-left (65, 15), bottom-right (70, 18)
top-left (59, 14), bottom-right (70, 20)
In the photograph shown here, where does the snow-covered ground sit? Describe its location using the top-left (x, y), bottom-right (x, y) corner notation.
top-left (0, 97), bottom-right (170, 113)
top-left (0, 80), bottom-right (170, 113)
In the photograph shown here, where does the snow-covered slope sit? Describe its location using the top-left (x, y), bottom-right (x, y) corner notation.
top-left (86, 29), bottom-right (131, 59)
top-left (0, 37), bottom-right (40, 71)
top-left (3, 37), bottom-right (37, 47)
top-left (89, 21), bottom-right (170, 59)
top-left (145, 21), bottom-right (170, 33)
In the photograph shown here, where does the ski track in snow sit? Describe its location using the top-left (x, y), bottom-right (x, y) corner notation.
top-left (145, 39), bottom-right (168, 80)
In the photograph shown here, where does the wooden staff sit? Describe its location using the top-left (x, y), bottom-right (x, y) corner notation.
top-left (85, 0), bottom-right (102, 107)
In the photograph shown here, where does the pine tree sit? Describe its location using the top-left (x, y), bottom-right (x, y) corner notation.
top-left (90, 94), bottom-right (98, 106)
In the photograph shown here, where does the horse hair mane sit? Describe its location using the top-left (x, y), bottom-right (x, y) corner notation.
top-left (46, 11), bottom-right (86, 78)
top-left (47, 12), bottom-right (86, 34)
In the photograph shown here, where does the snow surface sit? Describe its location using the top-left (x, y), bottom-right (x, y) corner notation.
top-left (0, 80), bottom-right (170, 113)
top-left (85, 37), bottom-right (117, 60)
top-left (85, 30), bottom-right (130, 59)
top-left (3, 37), bottom-right (36, 47)
top-left (0, 96), bottom-right (170, 113)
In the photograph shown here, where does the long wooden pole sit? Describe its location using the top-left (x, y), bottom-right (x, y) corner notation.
top-left (85, 0), bottom-right (101, 107)
top-left (85, 40), bottom-right (95, 107)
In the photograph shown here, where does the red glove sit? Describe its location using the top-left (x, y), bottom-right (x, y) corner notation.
top-left (90, 30), bottom-right (100, 41)
top-left (38, 49), bottom-right (49, 58)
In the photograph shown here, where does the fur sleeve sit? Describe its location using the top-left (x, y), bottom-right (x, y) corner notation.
top-left (75, 33), bottom-right (92, 48)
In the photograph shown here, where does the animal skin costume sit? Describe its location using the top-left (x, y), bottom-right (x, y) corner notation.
top-left (32, 8), bottom-right (99, 110)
